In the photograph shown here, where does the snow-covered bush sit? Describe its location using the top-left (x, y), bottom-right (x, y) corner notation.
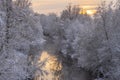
top-left (0, 50), bottom-right (28, 80)
top-left (0, 0), bottom-right (44, 80)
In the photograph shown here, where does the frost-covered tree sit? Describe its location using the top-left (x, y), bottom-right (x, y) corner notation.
top-left (14, 0), bottom-right (31, 8)
top-left (61, 4), bottom-right (80, 20)
top-left (93, 1), bottom-right (120, 80)
top-left (58, 1), bottom-right (120, 80)
top-left (0, 0), bottom-right (44, 80)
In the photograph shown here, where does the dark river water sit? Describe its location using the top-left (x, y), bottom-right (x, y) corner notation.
top-left (34, 51), bottom-right (92, 80)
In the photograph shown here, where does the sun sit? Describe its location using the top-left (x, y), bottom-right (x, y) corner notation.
top-left (80, 5), bottom-right (97, 15)
top-left (86, 10), bottom-right (97, 15)
top-left (80, 9), bottom-right (97, 15)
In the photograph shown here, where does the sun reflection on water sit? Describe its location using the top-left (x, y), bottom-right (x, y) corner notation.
top-left (35, 51), bottom-right (62, 80)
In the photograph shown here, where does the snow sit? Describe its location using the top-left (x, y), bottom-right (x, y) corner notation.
top-left (0, 0), bottom-right (120, 80)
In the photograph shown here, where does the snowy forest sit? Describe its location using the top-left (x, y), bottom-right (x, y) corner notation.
top-left (0, 0), bottom-right (120, 80)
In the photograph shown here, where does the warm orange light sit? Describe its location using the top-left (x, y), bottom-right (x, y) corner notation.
top-left (80, 5), bottom-right (97, 15)
top-left (38, 51), bottom-right (62, 71)
top-left (36, 51), bottom-right (62, 80)
top-left (80, 9), bottom-right (96, 15)
top-left (86, 10), bottom-right (97, 15)
top-left (80, 9), bottom-right (87, 15)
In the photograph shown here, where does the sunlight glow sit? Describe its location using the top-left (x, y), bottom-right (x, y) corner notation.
top-left (80, 5), bottom-right (97, 15)
top-left (36, 51), bottom-right (62, 80)
top-left (39, 51), bottom-right (62, 71)
top-left (80, 9), bottom-right (97, 15)
top-left (32, 0), bottom-right (100, 14)
top-left (86, 10), bottom-right (97, 15)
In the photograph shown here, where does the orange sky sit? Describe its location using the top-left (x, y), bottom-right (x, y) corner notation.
top-left (31, 0), bottom-right (108, 15)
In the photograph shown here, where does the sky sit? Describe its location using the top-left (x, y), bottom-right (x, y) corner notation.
top-left (31, 0), bottom-right (104, 15)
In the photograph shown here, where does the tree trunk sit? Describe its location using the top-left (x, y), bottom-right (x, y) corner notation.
top-left (5, 0), bottom-right (13, 52)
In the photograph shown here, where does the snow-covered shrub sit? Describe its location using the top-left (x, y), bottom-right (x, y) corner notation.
top-left (0, 50), bottom-right (28, 80)
top-left (0, 0), bottom-right (44, 80)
